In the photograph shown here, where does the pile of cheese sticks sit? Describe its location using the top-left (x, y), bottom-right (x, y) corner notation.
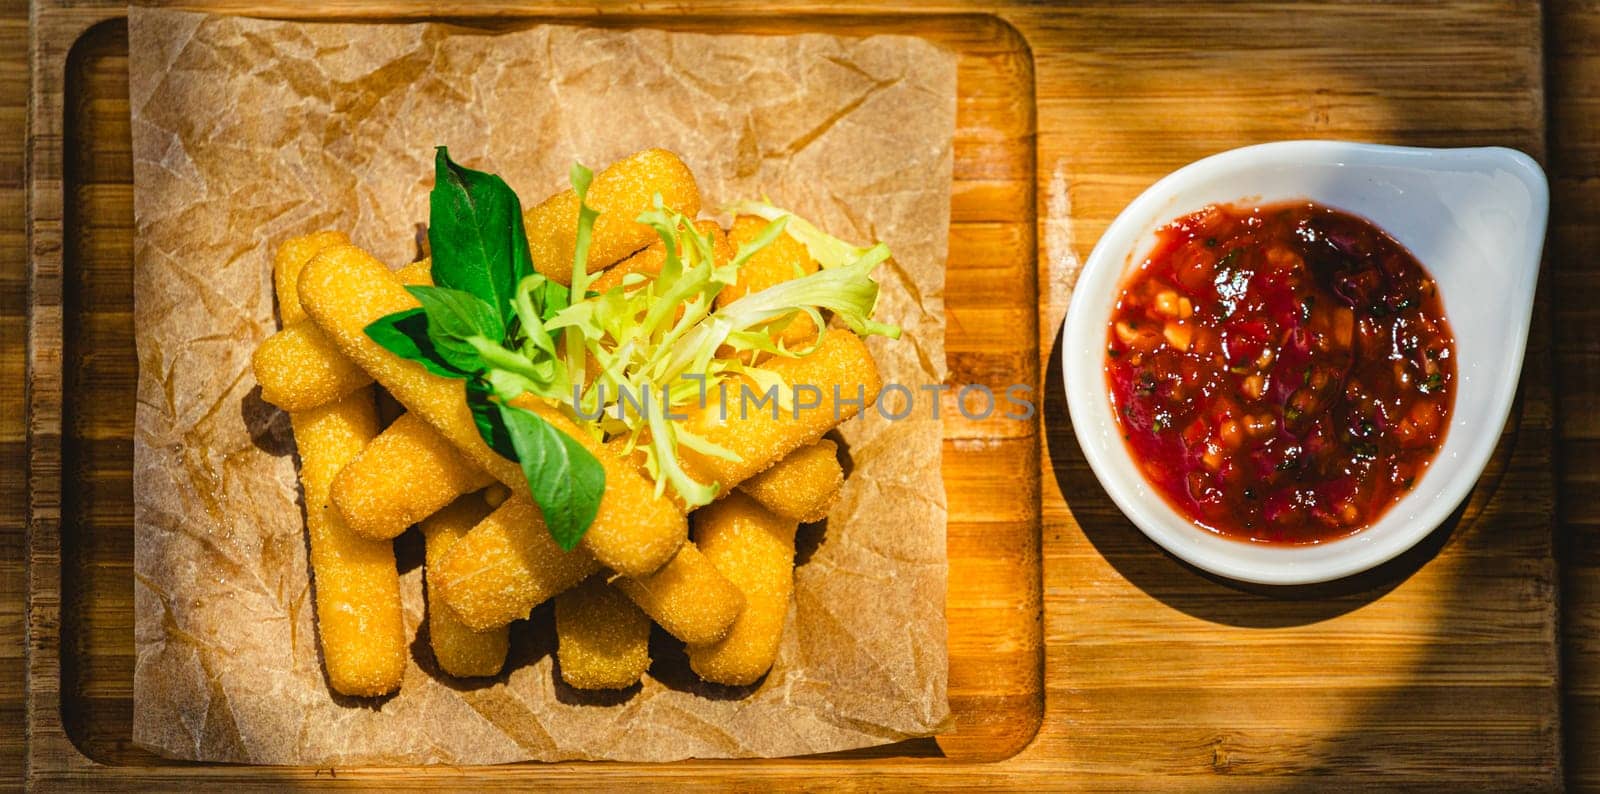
top-left (252, 150), bottom-right (883, 695)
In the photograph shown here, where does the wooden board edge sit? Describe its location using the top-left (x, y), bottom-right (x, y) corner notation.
top-left (24, 3), bottom-right (1053, 782)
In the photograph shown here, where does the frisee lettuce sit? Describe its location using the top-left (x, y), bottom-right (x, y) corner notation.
top-left (724, 199), bottom-right (875, 270)
top-left (542, 198), bottom-right (899, 507)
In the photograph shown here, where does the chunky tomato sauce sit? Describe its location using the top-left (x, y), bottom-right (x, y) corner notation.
top-left (1106, 201), bottom-right (1456, 544)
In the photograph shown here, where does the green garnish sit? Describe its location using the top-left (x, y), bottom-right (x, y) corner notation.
top-left (556, 200), bottom-right (898, 506)
top-left (366, 148), bottom-right (602, 550)
top-left (365, 148), bottom-right (898, 547)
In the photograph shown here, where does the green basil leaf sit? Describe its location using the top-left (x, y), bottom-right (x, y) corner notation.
top-left (428, 147), bottom-right (532, 328)
top-left (496, 402), bottom-right (605, 551)
top-left (465, 379), bottom-right (518, 459)
top-left (364, 308), bottom-right (472, 379)
top-left (405, 285), bottom-right (504, 374)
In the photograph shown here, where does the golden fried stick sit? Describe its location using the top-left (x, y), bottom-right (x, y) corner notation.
top-left (272, 234), bottom-right (408, 696)
top-left (719, 215), bottom-right (821, 346)
top-left (290, 389), bottom-right (407, 697)
top-left (675, 329), bottom-right (881, 492)
top-left (431, 496), bottom-right (602, 631)
top-left (589, 220), bottom-right (732, 294)
top-left (297, 245), bottom-right (686, 578)
top-left (687, 492), bottom-right (798, 686)
top-left (612, 541), bottom-right (744, 646)
top-left (332, 412), bottom-right (494, 540)
top-left (554, 576), bottom-right (652, 690)
top-left (254, 322), bottom-right (377, 412)
top-left (737, 439), bottom-right (843, 523)
top-left (525, 148), bottom-right (701, 285)
top-left (420, 494), bottom-right (510, 678)
top-left (612, 434), bottom-right (843, 524)
top-left (254, 259), bottom-right (434, 412)
top-left (273, 231), bottom-right (349, 325)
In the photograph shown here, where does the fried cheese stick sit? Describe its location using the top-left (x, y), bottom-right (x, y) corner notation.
top-left (433, 412), bottom-right (745, 637)
top-left (431, 496), bottom-right (602, 631)
top-left (737, 438), bottom-right (843, 523)
top-left (297, 245), bottom-right (686, 578)
top-left (675, 328), bottom-right (881, 493)
top-left (273, 231), bottom-right (349, 325)
top-left (718, 215), bottom-right (821, 347)
top-left (421, 494), bottom-right (511, 678)
top-left (332, 412), bottom-right (493, 540)
top-left (291, 388), bottom-right (407, 697)
top-left (686, 492), bottom-right (798, 686)
top-left (526, 148), bottom-right (702, 285)
top-left (254, 258), bottom-right (433, 412)
top-left (611, 541), bottom-right (744, 646)
top-left (554, 576), bottom-right (652, 690)
top-left (270, 233), bottom-right (407, 696)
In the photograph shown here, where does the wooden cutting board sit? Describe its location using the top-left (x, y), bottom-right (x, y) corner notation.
top-left (24, 0), bottom-right (1558, 789)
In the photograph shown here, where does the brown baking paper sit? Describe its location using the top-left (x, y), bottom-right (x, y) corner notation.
top-left (129, 7), bottom-right (954, 765)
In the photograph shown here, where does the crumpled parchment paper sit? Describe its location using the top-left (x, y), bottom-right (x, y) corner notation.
top-left (129, 7), bottom-right (954, 765)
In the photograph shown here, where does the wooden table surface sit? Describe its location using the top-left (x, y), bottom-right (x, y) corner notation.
top-left (5, 0), bottom-right (1600, 789)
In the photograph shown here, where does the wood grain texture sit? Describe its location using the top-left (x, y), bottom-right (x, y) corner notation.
top-left (1548, 0), bottom-right (1600, 789)
top-left (8, 0), bottom-right (1578, 790)
top-left (0, 0), bottom-right (28, 790)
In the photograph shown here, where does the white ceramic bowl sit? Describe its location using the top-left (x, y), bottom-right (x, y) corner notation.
top-left (1062, 141), bottom-right (1548, 585)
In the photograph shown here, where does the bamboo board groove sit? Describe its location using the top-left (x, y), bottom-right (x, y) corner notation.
top-left (15, 0), bottom-right (1571, 790)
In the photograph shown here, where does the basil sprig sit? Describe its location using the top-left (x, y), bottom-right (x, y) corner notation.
top-left (364, 147), bottom-right (605, 550)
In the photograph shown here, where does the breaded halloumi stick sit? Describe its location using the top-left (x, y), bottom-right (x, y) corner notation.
top-left (297, 245), bottom-right (686, 578)
top-left (254, 322), bottom-right (377, 412)
top-left (420, 494), bottom-right (510, 678)
top-left (291, 388), bottom-right (407, 697)
top-left (612, 542), bottom-right (744, 646)
top-left (555, 577), bottom-right (652, 690)
top-left (687, 492), bottom-right (798, 686)
top-left (432, 496), bottom-right (602, 631)
top-left (737, 438), bottom-right (843, 523)
top-left (254, 258), bottom-right (433, 412)
top-left (674, 329), bottom-right (881, 492)
top-left (525, 148), bottom-right (701, 285)
top-left (719, 215), bottom-right (821, 347)
top-left (269, 232), bottom-right (407, 696)
top-left (273, 231), bottom-right (349, 325)
top-left (333, 412), bottom-right (493, 540)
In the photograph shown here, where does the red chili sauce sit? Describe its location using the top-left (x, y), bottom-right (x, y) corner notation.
top-left (1105, 201), bottom-right (1456, 544)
